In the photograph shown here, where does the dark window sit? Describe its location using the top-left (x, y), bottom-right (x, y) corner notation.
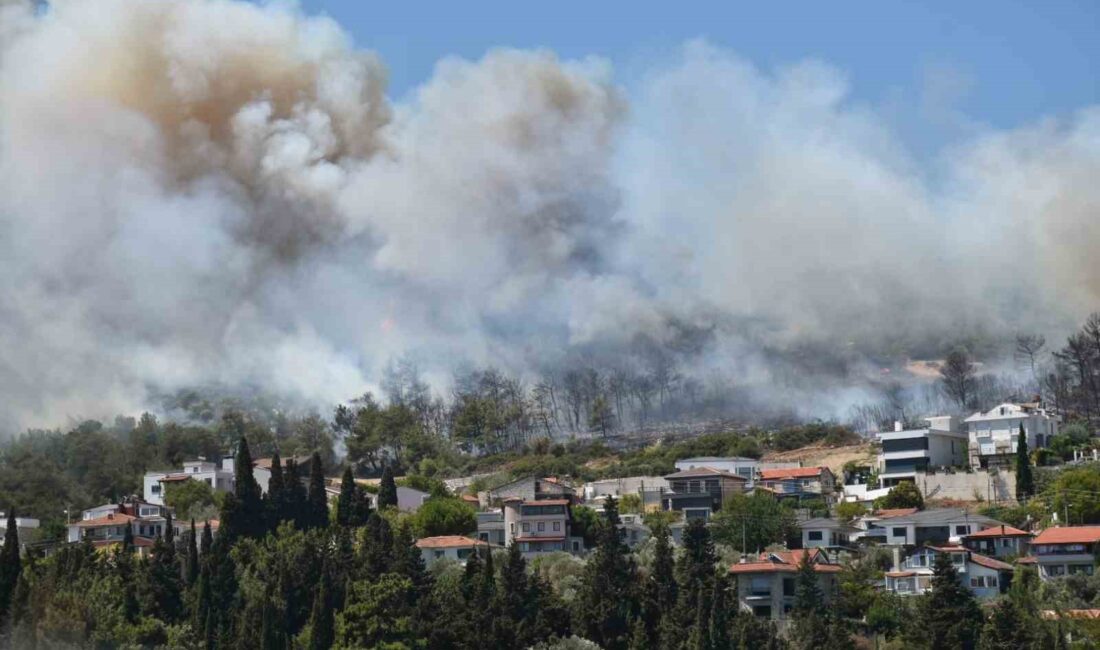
top-left (955, 525), bottom-right (968, 535)
top-left (808, 531), bottom-right (823, 541)
top-left (783, 578), bottom-right (795, 597)
top-left (892, 527), bottom-right (907, 538)
top-left (883, 437), bottom-right (930, 453)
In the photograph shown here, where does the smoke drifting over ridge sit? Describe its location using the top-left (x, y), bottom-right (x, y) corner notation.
top-left (0, 0), bottom-right (1098, 429)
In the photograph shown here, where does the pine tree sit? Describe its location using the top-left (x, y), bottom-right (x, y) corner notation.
top-left (378, 464), bottom-right (398, 509)
top-left (187, 519), bottom-right (200, 586)
top-left (1016, 423), bottom-right (1035, 500)
top-left (651, 523), bottom-right (677, 610)
top-left (918, 551), bottom-right (983, 650)
top-left (789, 551), bottom-right (833, 650)
top-left (360, 513), bottom-right (394, 580)
top-left (307, 452), bottom-right (329, 530)
top-left (308, 563), bottom-right (334, 650)
top-left (496, 542), bottom-right (530, 649)
top-left (665, 518), bottom-right (717, 650)
top-left (979, 598), bottom-right (1035, 649)
top-left (142, 511), bottom-right (182, 623)
top-left (0, 508), bottom-right (22, 625)
top-left (115, 535), bottom-right (140, 623)
top-left (710, 573), bottom-right (731, 649)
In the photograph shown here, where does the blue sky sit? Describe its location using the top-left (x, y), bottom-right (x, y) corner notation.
top-left (301, 0), bottom-right (1098, 137)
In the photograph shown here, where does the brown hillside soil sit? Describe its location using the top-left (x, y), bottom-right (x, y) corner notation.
top-left (761, 442), bottom-right (877, 476)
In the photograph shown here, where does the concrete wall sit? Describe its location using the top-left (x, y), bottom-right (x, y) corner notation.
top-left (916, 471), bottom-right (1016, 502)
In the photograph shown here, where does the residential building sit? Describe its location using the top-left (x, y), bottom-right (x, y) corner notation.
top-left (871, 508), bottom-right (1005, 546)
top-left (799, 518), bottom-right (860, 560)
top-left (0, 513), bottom-right (41, 550)
top-left (66, 500), bottom-right (170, 555)
top-left (877, 417), bottom-right (967, 487)
top-left (756, 467), bottom-right (836, 501)
top-left (143, 457), bottom-right (235, 505)
top-left (729, 549), bottom-right (841, 621)
top-left (674, 457), bottom-right (801, 487)
top-left (661, 467), bottom-right (748, 521)
top-left (962, 524), bottom-right (1033, 559)
top-left (850, 508), bottom-right (919, 543)
top-left (415, 535), bottom-right (489, 567)
top-left (618, 513), bottom-right (650, 550)
top-left (966, 402), bottom-right (1060, 469)
top-left (581, 476), bottom-right (668, 502)
top-left (369, 486), bottom-right (431, 513)
top-left (1029, 526), bottom-right (1100, 580)
top-left (479, 476), bottom-right (576, 507)
top-left (252, 456), bottom-right (310, 494)
top-left (476, 510), bottom-right (506, 546)
top-left (171, 518), bottom-right (220, 543)
top-left (502, 498), bottom-right (584, 557)
top-left (884, 545), bottom-right (1012, 599)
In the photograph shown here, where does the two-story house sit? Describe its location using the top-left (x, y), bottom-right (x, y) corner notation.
top-left (799, 518), bottom-right (860, 561)
top-left (476, 509), bottom-right (506, 546)
top-left (756, 467), bottom-right (836, 502)
top-left (661, 467), bottom-right (747, 521)
top-left (66, 500), bottom-right (170, 555)
top-left (884, 545), bottom-right (1012, 599)
top-left (144, 457), bottom-right (236, 506)
top-left (502, 498), bottom-right (584, 557)
top-left (729, 549), bottom-right (841, 621)
top-left (965, 402), bottom-right (1060, 469)
top-left (480, 476), bottom-right (576, 508)
top-left (1029, 526), bottom-right (1100, 580)
top-left (877, 416), bottom-right (967, 487)
top-left (961, 524), bottom-right (1032, 559)
top-left (415, 535), bottom-right (489, 567)
top-left (874, 508), bottom-right (1005, 546)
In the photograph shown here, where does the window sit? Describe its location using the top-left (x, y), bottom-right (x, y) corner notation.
top-left (808, 531), bottom-right (823, 541)
top-left (151, 484), bottom-right (161, 494)
top-left (457, 549), bottom-right (472, 560)
top-left (952, 554), bottom-right (964, 565)
top-left (749, 577), bottom-right (771, 596)
top-left (434, 550), bottom-right (444, 558)
top-left (522, 523), bottom-right (530, 532)
top-left (1047, 565), bottom-right (1066, 577)
top-left (479, 533), bottom-right (488, 542)
top-left (987, 576), bottom-right (998, 587)
top-left (955, 525), bottom-right (969, 536)
top-left (892, 527), bottom-right (907, 538)
top-left (553, 521), bottom-right (560, 532)
top-left (520, 543), bottom-right (529, 552)
top-left (783, 578), bottom-right (795, 597)
top-left (537, 522), bottom-right (545, 532)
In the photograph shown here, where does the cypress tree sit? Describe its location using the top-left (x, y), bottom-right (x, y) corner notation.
top-left (187, 519), bottom-right (200, 586)
top-left (200, 520), bottom-right (212, 554)
top-left (651, 523), bottom-right (677, 611)
top-left (284, 459), bottom-right (308, 529)
top-left (573, 496), bottom-right (637, 650)
top-left (1016, 423), bottom-right (1035, 500)
top-left (496, 542), bottom-right (530, 649)
top-left (918, 551), bottom-right (983, 650)
top-left (307, 452), bottom-right (329, 530)
top-left (115, 534), bottom-right (139, 623)
top-left (142, 510), bottom-right (182, 623)
top-left (336, 466), bottom-right (371, 527)
top-left (267, 450), bottom-right (285, 530)
top-left (710, 573), bottom-right (731, 649)
top-left (224, 437), bottom-right (265, 540)
top-left (378, 464), bottom-right (398, 509)
top-left (121, 521), bottom-right (135, 554)
top-left (308, 564), bottom-right (334, 650)
top-left (0, 508), bottom-right (22, 625)
top-left (360, 513), bottom-right (394, 580)
top-left (790, 551), bottom-right (832, 649)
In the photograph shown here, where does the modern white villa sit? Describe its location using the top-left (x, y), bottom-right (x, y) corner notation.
top-left (877, 416), bottom-right (967, 487)
top-left (966, 402), bottom-right (1060, 469)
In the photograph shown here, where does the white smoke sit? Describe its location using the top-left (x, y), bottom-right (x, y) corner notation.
top-left (0, 0), bottom-right (1097, 429)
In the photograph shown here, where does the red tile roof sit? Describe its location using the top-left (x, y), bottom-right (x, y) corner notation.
top-left (415, 535), bottom-right (485, 549)
top-left (75, 513), bottom-right (135, 528)
top-left (1042, 610), bottom-right (1100, 620)
top-left (874, 508), bottom-right (919, 519)
top-left (964, 524), bottom-right (1032, 539)
top-left (728, 548), bottom-right (842, 574)
top-left (158, 474), bottom-right (193, 483)
top-left (461, 495), bottom-right (479, 503)
top-left (969, 552), bottom-right (1013, 571)
top-left (758, 467), bottom-right (826, 480)
top-left (1032, 526), bottom-right (1100, 545)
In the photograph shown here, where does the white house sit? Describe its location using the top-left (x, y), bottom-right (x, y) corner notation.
top-left (966, 403), bottom-right (1060, 469)
top-left (143, 457), bottom-right (236, 506)
top-left (877, 417), bottom-right (967, 487)
top-left (729, 549), bottom-right (841, 621)
top-left (1028, 526), bottom-right (1100, 580)
top-left (502, 498), bottom-right (584, 557)
top-left (66, 500), bottom-right (170, 556)
top-left (0, 513), bottom-right (41, 550)
top-left (582, 476), bottom-right (668, 501)
top-left (415, 535), bottom-right (488, 567)
top-left (799, 518), bottom-right (860, 560)
top-left (874, 508), bottom-right (1005, 546)
top-left (370, 486), bottom-right (431, 513)
top-left (884, 544), bottom-right (1012, 599)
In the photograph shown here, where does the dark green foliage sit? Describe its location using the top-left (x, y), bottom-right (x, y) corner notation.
top-left (222, 437), bottom-right (266, 541)
top-left (573, 497), bottom-right (637, 650)
top-left (1016, 423), bottom-right (1035, 500)
top-left (907, 551), bottom-right (983, 650)
top-left (140, 514), bottom-right (182, 623)
top-left (187, 519), bottom-right (200, 586)
top-left (713, 491), bottom-right (798, 552)
top-left (378, 464), bottom-right (398, 509)
top-left (335, 466), bottom-right (371, 527)
top-left (308, 563), bottom-right (335, 650)
top-left (873, 481), bottom-right (924, 510)
top-left (410, 497), bottom-right (477, 537)
top-left (266, 450), bottom-right (285, 530)
top-left (0, 508), bottom-right (21, 625)
top-left (306, 452), bottom-right (329, 530)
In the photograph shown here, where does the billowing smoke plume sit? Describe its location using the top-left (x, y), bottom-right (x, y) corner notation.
top-left (0, 0), bottom-right (1097, 429)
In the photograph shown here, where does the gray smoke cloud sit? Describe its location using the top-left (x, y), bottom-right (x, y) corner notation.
top-left (0, 0), bottom-right (1097, 429)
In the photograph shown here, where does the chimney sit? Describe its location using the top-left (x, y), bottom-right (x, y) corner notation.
top-left (894, 421), bottom-right (903, 432)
